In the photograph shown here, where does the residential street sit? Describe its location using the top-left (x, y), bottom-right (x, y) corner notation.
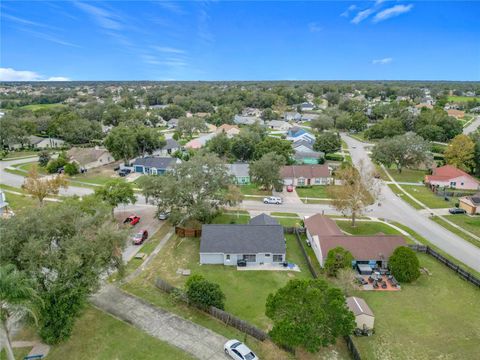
top-left (463, 116), bottom-right (480, 134)
top-left (341, 133), bottom-right (480, 272)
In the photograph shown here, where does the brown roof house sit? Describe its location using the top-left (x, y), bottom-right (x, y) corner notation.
top-left (446, 109), bottom-right (465, 119)
top-left (281, 164), bottom-right (332, 186)
top-left (67, 147), bottom-right (114, 170)
top-left (459, 193), bottom-right (480, 215)
top-left (304, 214), bottom-right (406, 268)
top-left (346, 296), bottom-right (375, 331)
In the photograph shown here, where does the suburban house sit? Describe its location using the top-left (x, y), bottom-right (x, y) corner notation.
top-left (446, 109), bottom-right (465, 119)
top-left (233, 115), bottom-right (263, 126)
top-left (293, 140), bottom-right (324, 164)
top-left (168, 118), bottom-right (179, 128)
top-left (346, 297), bottom-right (375, 331)
top-left (300, 102), bottom-right (315, 111)
top-left (281, 164), bottom-right (332, 186)
top-left (266, 120), bottom-right (292, 131)
top-left (216, 124), bottom-right (241, 137)
top-left (67, 147), bottom-right (114, 170)
top-left (153, 138), bottom-right (181, 156)
top-left (425, 165), bottom-right (479, 191)
top-left (185, 133), bottom-right (216, 149)
top-left (199, 214), bottom-right (285, 266)
top-left (206, 123), bottom-right (217, 133)
top-left (227, 163), bottom-right (250, 184)
top-left (283, 112), bottom-right (302, 122)
top-left (286, 127), bottom-right (316, 144)
top-left (304, 214), bottom-right (406, 269)
top-left (133, 156), bottom-right (180, 175)
top-left (18, 136), bottom-right (65, 149)
top-left (459, 193), bottom-right (480, 214)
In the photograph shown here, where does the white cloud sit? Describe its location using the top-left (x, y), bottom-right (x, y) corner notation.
top-left (372, 57), bottom-right (393, 65)
top-left (152, 46), bottom-right (186, 54)
top-left (308, 22), bottom-right (322, 33)
top-left (74, 2), bottom-right (123, 30)
top-left (0, 68), bottom-right (70, 81)
top-left (373, 4), bottom-right (413, 23)
top-left (351, 8), bottom-right (374, 24)
top-left (341, 4), bottom-right (357, 17)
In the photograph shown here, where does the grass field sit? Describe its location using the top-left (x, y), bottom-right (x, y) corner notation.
top-left (239, 183), bottom-right (272, 196)
top-left (211, 213), bottom-right (251, 224)
top-left (335, 220), bottom-right (402, 236)
top-left (352, 253), bottom-right (480, 359)
top-left (439, 214), bottom-right (480, 238)
top-left (0, 150), bottom-right (40, 160)
top-left (388, 184), bottom-right (462, 209)
top-left (20, 103), bottom-right (66, 111)
top-left (295, 185), bottom-right (330, 199)
top-left (447, 95), bottom-right (480, 103)
top-left (5, 306), bottom-right (193, 360)
top-left (379, 165), bottom-right (426, 183)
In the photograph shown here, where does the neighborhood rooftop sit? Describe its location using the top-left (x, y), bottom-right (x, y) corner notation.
top-left (248, 213), bottom-right (279, 226)
top-left (133, 156), bottom-right (177, 169)
top-left (346, 296), bottom-right (374, 317)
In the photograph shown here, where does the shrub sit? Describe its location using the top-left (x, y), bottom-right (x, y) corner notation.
top-left (46, 158), bottom-right (67, 174)
top-left (64, 162), bottom-right (79, 176)
top-left (185, 274), bottom-right (225, 310)
top-left (325, 153), bottom-right (344, 162)
top-left (38, 151), bottom-right (51, 167)
top-left (389, 246), bottom-right (420, 283)
top-left (324, 247), bottom-right (354, 277)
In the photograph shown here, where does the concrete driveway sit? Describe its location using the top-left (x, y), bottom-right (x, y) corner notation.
top-left (341, 133), bottom-right (480, 272)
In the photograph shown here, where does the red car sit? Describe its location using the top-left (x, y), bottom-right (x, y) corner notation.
top-left (132, 230), bottom-right (148, 245)
top-left (286, 185), bottom-right (294, 192)
top-left (124, 215), bottom-right (141, 226)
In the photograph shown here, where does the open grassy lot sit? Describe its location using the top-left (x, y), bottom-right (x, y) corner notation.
top-left (20, 103), bottom-right (66, 111)
top-left (0, 150), bottom-right (40, 160)
top-left (69, 163), bottom-right (119, 186)
top-left (381, 166), bottom-right (426, 183)
top-left (447, 95), bottom-right (480, 102)
top-left (6, 306), bottom-right (193, 360)
top-left (295, 185), bottom-right (330, 199)
top-left (388, 184), bottom-right (462, 209)
top-left (439, 214), bottom-right (480, 238)
top-left (335, 220), bottom-right (402, 236)
top-left (352, 253), bottom-right (480, 360)
top-left (239, 183), bottom-right (271, 196)
top-left (431, 216), bottom-right (480, 249)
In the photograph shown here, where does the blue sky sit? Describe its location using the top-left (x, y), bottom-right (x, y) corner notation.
top-left (1, 1), bottom-right (479, 81)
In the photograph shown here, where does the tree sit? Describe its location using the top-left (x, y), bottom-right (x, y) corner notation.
top-left (94, 179), bottom-right (136, 216)
top-left (313, 131), bottom-right (341, 155)
top-left (104, 126), bottom-right (137, 164)
top-left (206, 132), bottom-right (232, 158)
top-left (231, 132), bottom-right (257, 161)
top-left (253, 137), bottom-right (294, 163)
top-left (371, 132), bottom-right (432, 173)
top-left (415, 108), bottom-right (462, 142)
top-left (22, 165), bottom-right (68, 206)
top-left (444, 134), bottom-right (475, 172)
top-left (388, 246), bottom-right (420, 283)
top-left (310, 114), bottom-right (334, 131)
top-left (265, 278), bottom-right (355, 352)
top-left (135, 126), bottom-right (165, 157)
top-left (38, 150), bottom-right (51, 167)
top-left (185, 274), bottom-right (225, 310)
top-left (144, 154), bottom-right (235, 225)
top-left (328, 164), bottom-right (375, 227)
top-left (177, 117), bottom-right (207, 138)
top-left (261, 108), bottom-right (279, 121)
top-left (64, 162), bottom-right (79, 176)
top-left (0, 265), bottom-right (40, 360)
top-left (158, 104), bottom-right (186, 121)
top-left (364, 118), bottom-right (405, 139)
top-left (0, 198), bottom-right (125, 344)
top-left (250, 152), bottom-right (284, 191)
top-left (324, 247), bottom-right (354, 277)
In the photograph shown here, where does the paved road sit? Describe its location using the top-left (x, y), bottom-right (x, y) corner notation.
top-left (91, 285), bottom-right (228, 360)
top-left (342, 133), bottom-right (480, 272)
top-left (463, 116), bottom-right (480, 134)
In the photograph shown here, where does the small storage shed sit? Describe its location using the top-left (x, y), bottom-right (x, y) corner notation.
top-left (346, 296), bottom-right (375, 330)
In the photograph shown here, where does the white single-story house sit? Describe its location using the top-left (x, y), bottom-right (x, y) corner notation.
top-left (68, 147), bottom-right (114, 170)
top-left (346, 296), bottom-right (375, 330)
top-left (234, 115), bottom-right (263, 126)
top-left (286, 127), bottom-right (316, 144)
top-left (200, 214), bottom-right (285, 266)
top-left (29, 136), bottom-right (65, 149)
top-left (266, 120), bottom-right (292, 131)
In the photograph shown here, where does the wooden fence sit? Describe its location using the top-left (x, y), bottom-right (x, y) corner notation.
top-left (175, 227), bottom-right (202, 238)
top-left (293, 228), bottom-right (318, 279)
top-left (155, 278), bottom-right (268, 341)
top-left (344, 336), bottom-right (362, 360)
top-left (409, 245), bottom-right (480, 288)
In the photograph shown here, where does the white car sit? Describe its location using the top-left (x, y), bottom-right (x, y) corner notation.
top-left (263, 196), bottom-right (282, 204)
top-left (224, 340), bottom-right (258, 360)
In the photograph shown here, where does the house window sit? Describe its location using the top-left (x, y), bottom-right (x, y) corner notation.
top-left (226, 254), bottom-right (230, 260)
top-left (450, 181), bottom-right (457, 187)
top-left (265, 253), bottom-right (271, 257)
top-left (461, 182), bottom-right (464, 186)
top-left (273, 255), bottom-right (283, 262)
top-left (315, 178), bottom-right (321, 184)
top-left (243, 254), bottom-right (256, 262)
top-left (298, 178), bottom-right (305, 186)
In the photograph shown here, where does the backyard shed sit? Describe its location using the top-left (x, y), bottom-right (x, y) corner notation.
top-left (346, 296), bottom-right (375, 330)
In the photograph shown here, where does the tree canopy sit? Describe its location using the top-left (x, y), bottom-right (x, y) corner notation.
top-left (444, 134), bottom-right (476, 173)
top-left (249, 152), bottom-right (285, 191)
top-left (388, 246), bottom-right (420, 283)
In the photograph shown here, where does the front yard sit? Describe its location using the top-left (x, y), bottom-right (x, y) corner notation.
top-left (377, 165), bottom-right (427, 183)
top-left (239, 183), bottom-right (272, 196)
top-left (389, 184), bottom-right (461, 209)
top-left (335, 220), bottom-right (403, 236)
top-left (431, 215), bottom-right (480, 249)
top-left (295, 185), bottom-right (330, 199)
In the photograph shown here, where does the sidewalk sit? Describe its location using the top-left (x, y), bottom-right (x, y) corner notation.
top-left (91, 285), bottom-right (228, 360)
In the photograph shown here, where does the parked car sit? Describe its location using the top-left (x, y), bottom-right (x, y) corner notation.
top-left (224, 340), bottom-right (258, 360)
top-left (158, 212), bottom-right (170, 220)
top-left (118, 168), bottom-right (131, 177)
top-left (449, 207), bottom-right (466, 214)
top-left (113, 165), bottom-right (120, 171)
top-left (263, 196), bottom-right (282, 205)
top-left (286, 185), bottom-right (294, 192)
top-left (132, 230), bottom-right (148, 245)
top-left (124, 215), bottom-right (141, 225)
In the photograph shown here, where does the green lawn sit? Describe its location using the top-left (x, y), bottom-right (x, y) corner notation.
top-left (382, 166), bottom-right (426, 183)
top-left (352, 254), bottom-right (480, 359)
top-left (0, 347), bottom-right (31, 360)
top-left (300, 198), bottom-right (331, 204)
top-left (270, 212), bottom-right (299, 217)
top-left (239, 183), bottom-right (271, 196)
top-left (8, 306), bottom-right (193, 360)
top-left (431, 216), bottom-right (480, 249)
top-left (274, 217), bottom-right (302, 227)
top-left (1, 191), bottom-right (38, 214)
top-left (335, 220), bottom-right (402, 236)
top-left (295, 185), bottom-right (330, 199)
top-left (439, 214), bottom-right (480, 238)
top-left (20, 103), bottom-right (66, 111)
top-left (0, 150), bottom-right (40, 160)
top-left (447, 95), bottom-right (480, 102)
top-left (211, 213), bottom-right (251, 224)
top-left (401, 185), bottom-right (463, 209)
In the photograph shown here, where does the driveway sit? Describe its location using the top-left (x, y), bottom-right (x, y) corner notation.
top-left (274, 187), bottom-right (303, 205)
top-left (341, 133), bottom-right (480, 272)
top-left (91, 285), bottom-right (228, 360)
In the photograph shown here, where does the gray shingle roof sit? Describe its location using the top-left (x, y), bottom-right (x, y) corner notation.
top-left (227, 163), bottom-right (249, 178)
top-left (249, 213), bottom-right (279, 225)
top-left (133, 157), bottom-right (176, 169)
top-left (200, 224), bottom-right (285, 254)
top-left (162, 138), bottom-right (180, 150)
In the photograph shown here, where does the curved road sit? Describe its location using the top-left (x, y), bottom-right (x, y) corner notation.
top-left (463, 116), bottom-right (480, 134)
top-left (342, 134), bottom-right (480, 272)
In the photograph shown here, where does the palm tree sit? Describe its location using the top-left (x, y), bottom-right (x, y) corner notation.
top-left (0, 264), bottom-right (40, 360)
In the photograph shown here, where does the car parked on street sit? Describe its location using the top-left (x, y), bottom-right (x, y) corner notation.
top-left (224, 340), bottom-right (258, 360)
top-left (124, 215), bottom-right (141, 225)
top-left (448, 207), bottom-right (466, 214)
top-left (263, 196), bottom-right (282, 205)
top-left (158, 212), bottom-right (170, 220)
top-left (132, 229), bottom-right (148, 245)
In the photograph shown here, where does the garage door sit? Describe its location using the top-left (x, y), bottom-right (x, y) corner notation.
top-left (200, 253), bottom-right (224, 264)
top-left (284, 178), bottom-right (293, 185)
